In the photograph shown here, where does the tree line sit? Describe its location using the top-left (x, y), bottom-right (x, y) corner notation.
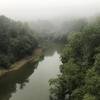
top-left (0, 16), bottom-right (38, 68)
top-left (49, 17), bottom-right (100, 100)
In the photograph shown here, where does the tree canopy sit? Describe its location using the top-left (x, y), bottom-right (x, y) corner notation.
top-left (49, 17), bottom-right (100, 100)
top-left (0, 16), bottom-right (38, 68)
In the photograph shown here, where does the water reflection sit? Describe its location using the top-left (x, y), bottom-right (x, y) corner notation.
top-left (44, 43), bottom-right (64, 57)
top-left (0, 43), bottom-right (63, 100)
top-left (0, 61), bottom-right (40, 100)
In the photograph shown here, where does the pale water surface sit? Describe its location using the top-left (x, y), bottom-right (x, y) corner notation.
top-left (0, 51), bottom-right (61, 100)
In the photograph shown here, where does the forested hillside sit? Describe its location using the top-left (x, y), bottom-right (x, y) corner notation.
top-left (0, 16), bottom-right (38, 68)
top-left (29, 19), bottom-right (87, 45)
top-left (49, 17), bottom-right (100, 100)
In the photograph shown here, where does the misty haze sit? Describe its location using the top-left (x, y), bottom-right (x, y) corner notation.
top-left (0, 0), bottom-right (100, 100)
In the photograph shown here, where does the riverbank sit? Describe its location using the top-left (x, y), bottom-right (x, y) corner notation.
top-left (0, 48), bottom-right (43, 78)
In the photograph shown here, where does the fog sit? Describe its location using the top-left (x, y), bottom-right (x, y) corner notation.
top-left (0, 0), bottom-right (100, 21)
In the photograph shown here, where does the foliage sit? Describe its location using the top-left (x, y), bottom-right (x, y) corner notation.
top-left (0, 16), bottom-right (38, 68)
top-left (49, 17), bottom-right (100, 100)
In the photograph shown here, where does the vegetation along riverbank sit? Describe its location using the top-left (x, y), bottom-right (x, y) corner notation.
top-left (0, 15), bottom-right (43, 78)
top-left (49, 16), bottom-right (100, 100)
top-left (0, 48), bottom-right (43, 78)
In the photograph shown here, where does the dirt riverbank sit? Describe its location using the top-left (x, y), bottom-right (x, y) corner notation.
top-left (0, 48), bottom-right (43, 78)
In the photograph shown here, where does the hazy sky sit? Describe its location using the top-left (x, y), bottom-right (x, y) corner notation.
top-left (0, 0), bottom-right (100, 21)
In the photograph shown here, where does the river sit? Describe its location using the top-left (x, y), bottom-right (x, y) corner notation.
top-left (0, 46), bottom-right (62, 100)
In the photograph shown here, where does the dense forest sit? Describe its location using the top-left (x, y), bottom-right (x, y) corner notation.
top-left (0, 16), bottom-right (38, 68)
top-left (29, 19), bottom-right (87, 46)
top-left (49, 17), bottom-right (100, 100)
top-left (0, 15), bottom-right (100, 100)
top-left (0, 0), bottom-right (100, 100)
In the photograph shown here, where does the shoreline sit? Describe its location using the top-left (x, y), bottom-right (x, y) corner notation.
top-left (0, 48), bottom-right (43, 78)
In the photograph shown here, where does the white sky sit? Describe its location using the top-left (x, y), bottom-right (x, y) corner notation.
top-left (0, 0), bottom-right (100, 20)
